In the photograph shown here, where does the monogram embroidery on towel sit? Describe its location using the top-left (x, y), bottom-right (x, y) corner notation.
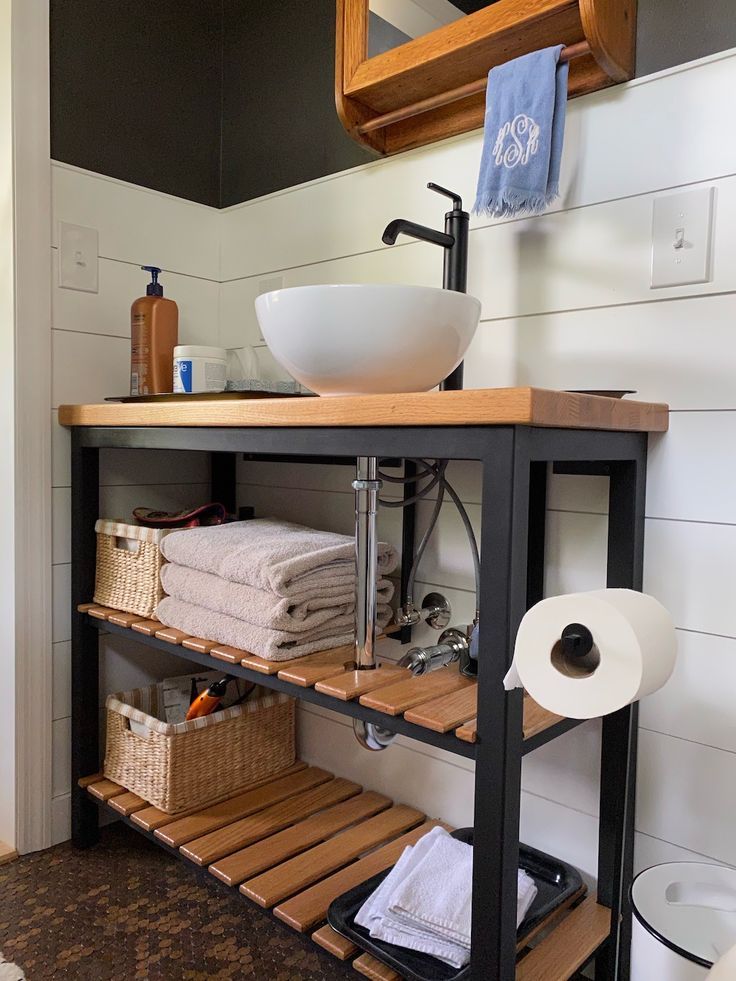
top-left (493, 114), bottom-right (540, 169)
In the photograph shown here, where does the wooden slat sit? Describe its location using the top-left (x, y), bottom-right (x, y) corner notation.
top-left (273, 820), bottom-right (446, 933)
top-left (130, 618), bottom-right (162, 636)
top-left (241, 652), bottom-right (286, 674)
top-left (454, 696), bottom-right (566, 744)
top-left (87, 778), bottom-right (124, 801)
top-left (311, 925), bottom-right (357, 961)
top-left (455, 718), bottom-right (477, 743)
top-left (277, 646), bottom-right (355, 687)
top-left (517, 886), bottom-right (587, 952)
top-left (130, 761), bottom-right (308, 832)
top-left (154, 626), bottom-right (191, 645)
top-left (210, 644), bottom-right (255, 667)
top-left (58, 389), bottom-right (669, 433)
top-left (404, 686), bottom-right (478, 733)
top-left (241, 804), bottom-right (424, 908)
top-left (181, 777), bottom-right (362, 867)
top-left (0, 842), bottom-right (18, 867)
top-left (353, 954), bottom-right (402, 981)
top-left (130, 801), bottom-right (204, 833)
top-left (516, 897), bottom-right (611, 981)
top-left (210, 791), bottom-right (391, 887)
top-left (315, 666), bottom-right (409, 701)
top-left (88, 606), bottom-right (116, 621)
top-left (154, 767), bottom-right (333, 848)
top-left (360, 668), bottom-right (472, 715)
top-left (523, 694), bottom-right (565, 740)
top-left (77, 602), bottom-right (97, 613)
top-left (108, 790), bottom-right (148, 816)
top-left (78, 772), bottom-right (103, 789)
top-left (106, 611), bottom-right (141, 627)
top-left (182, 636), bottom-right (219, 654)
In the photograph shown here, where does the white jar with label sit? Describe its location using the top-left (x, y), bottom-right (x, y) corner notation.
top-left (173, 345), bottom-right (227, 394)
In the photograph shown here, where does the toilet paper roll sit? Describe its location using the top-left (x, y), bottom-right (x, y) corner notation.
top-left (504, 589), bottom-right (677, 719)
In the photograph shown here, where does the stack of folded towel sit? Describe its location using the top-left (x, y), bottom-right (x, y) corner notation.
top-left (155, 518), bottom-right (398, 661)
top-left (356, 827), bottom-right (538, 969)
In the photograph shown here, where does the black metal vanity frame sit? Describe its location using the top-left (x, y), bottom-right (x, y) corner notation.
top-left (70, 422), bottom-right (646, 981)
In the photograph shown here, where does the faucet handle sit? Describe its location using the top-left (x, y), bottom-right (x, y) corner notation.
top-left (427, 182), bottom-right (464, 211)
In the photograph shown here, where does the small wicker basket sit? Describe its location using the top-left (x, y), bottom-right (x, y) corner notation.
top-left (104, 682), bottom-right (296, 813)
top-left (94, 519), bottom-right (171, 618)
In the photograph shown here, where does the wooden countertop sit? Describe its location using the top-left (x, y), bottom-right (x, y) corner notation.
top-left (58, 388), bottom-right (668, 432)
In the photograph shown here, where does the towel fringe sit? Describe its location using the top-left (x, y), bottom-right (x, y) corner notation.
top-left (473, 185), bottom-right (559, 219)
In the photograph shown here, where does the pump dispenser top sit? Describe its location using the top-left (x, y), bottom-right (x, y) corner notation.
top-left (142, 265), bottom-right (164, 297)
top-left (130, 265), bottom-right (178, 395)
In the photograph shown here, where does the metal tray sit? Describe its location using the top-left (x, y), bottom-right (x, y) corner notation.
top-left (105, 389), bottom-right (307, 403)
top-left (327, 829), bottom-right (584, 981)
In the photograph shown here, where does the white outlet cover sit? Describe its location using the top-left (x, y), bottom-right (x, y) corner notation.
top-left (59, 222), bottom-right (99, 293)
top-left (650, 187), bottom-right (715, 289)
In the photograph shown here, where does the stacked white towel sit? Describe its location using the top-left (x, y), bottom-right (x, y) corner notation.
top-left (355, 827), bottom-right (538, 969)
top-left (155, 519), bottom-right (398, 661)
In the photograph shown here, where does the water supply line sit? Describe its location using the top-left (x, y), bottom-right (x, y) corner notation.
top-left (352, 456), bottom-right (481, 749)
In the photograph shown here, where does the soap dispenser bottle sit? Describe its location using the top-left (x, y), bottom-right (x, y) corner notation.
top-left (130, 265), bottom-right (179, 395)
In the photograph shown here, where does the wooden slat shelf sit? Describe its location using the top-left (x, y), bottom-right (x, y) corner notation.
top-left (81, 771), bottom-right (610, 980)
top-left (79, 602), bottom-right (577, 760)
top-left (58, 387), bottom-right (668, 432)
top-left (68, 389), bottom-right (649, 980)
top-left (312, 924), bottom-right (359, 960)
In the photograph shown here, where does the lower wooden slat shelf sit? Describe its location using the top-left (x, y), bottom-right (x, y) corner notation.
top-left (79, 602), bottom-right (582, 760)
top-left (516, 896), bottom-right (611, 981)
top-left (80, 770), bottom-right (611, 980)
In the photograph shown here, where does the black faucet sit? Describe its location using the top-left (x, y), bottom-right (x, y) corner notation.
top-left (382, 182), bottom-right (470, 391)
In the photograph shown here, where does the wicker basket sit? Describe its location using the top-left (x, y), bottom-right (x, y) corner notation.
top-left (94, 519), bottom-right (172, 618)
top-left (104, 682), bottom-right (296, 813)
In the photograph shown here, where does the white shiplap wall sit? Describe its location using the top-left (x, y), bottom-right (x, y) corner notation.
top-left (50, 164), bottom-right (222, 843)
top-left (217, 49), bottom-right (736, 883)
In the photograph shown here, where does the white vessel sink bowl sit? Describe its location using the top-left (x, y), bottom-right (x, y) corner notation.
top-left (255, 284), bottom-right (481, 396)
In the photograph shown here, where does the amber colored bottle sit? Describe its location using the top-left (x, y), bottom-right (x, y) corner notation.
top-left (130, 266), bottom-right (178, 395)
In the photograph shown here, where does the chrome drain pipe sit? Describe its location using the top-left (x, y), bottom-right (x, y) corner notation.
top-left (353, 456), bottom-right (382, 670)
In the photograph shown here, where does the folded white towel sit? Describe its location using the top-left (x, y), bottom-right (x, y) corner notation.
top-left (160, 518), bottom-right (399, 597)
top-left (156, 595), bottom-right (393, 661)
top-left (355, 827), bottom-right (538, 970)
top-left (160, 562), bottom-right (395, 634)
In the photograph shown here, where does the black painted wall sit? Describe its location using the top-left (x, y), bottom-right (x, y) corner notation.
top-left (219, 0), bottom-right (371, 208)
top-left (50, 0), bottom-right (736, 208)
top-left (50, 0), bottom-right (223, 207)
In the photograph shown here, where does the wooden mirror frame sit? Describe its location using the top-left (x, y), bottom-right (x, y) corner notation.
top-left (336, 0), bottom-right (636, 155)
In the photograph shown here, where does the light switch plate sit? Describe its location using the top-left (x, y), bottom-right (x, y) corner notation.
top-left (59, 222), bottom-right (99, 292)
top-left (650, 187), bottom-right (715, 289)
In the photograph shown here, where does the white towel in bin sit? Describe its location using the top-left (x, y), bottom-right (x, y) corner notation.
top-left (356, 826), bottom-right (538, 970)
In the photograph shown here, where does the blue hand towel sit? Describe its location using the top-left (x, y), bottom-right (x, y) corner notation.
top-left (473, 46), bottom-right (569, 218)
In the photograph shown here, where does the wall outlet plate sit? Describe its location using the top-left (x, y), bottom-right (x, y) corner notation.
top-left (59, 222), bottom-right (99, 293)
top-left (650, 187), bottom-right (715, 289)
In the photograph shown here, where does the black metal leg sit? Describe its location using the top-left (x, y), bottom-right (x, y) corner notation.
top-left (210, 451), bottom-right (238, 516)
top-left (71, 433), bottom-right (100, 848)
top-left (596, 452), bottom-right (647, 981)
top-left (471, 429), bottom-right (529, 981)
top-left (526, 461), bottom-right (548, 607)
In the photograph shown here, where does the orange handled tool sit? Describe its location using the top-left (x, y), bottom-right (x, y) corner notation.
top-left (185, 676), bottom-right (231, 721)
